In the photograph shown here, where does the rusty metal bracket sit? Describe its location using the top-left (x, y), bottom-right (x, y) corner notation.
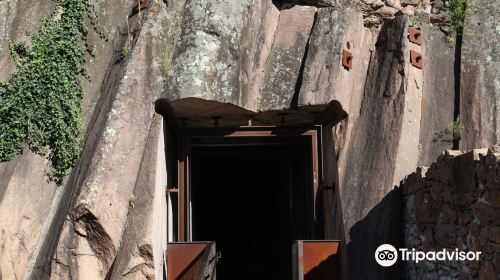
top-left (342, 50), bottom-right (353, 70)
top-left (408, 26), bottom-right (422, 45)
top-left (410, 50), bottom-right (423, 69)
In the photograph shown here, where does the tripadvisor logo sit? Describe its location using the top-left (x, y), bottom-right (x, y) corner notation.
top-left (375, 244), bottom-right (482, 267)
top-left (375, 244), bottom-right (398, 267)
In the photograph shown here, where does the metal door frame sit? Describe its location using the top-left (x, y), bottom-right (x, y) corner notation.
top-left (171, 126), bottom-right (322, 242)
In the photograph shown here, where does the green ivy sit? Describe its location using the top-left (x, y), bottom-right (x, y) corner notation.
top-left (0, 0), bottom-right (88, 183)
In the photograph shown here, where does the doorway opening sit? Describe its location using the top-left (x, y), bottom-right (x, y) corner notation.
top-left (191, 140), bottom-right (312, 279)
top-left (156, 98), bottom-right (347, 280)
top-left (174, 128), bottom-right (321, 280)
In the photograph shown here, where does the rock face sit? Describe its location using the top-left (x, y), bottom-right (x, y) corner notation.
top-left (0, 0), bottom-right (136, 279)
top-left (298, 7), bottom-right (372, 107)
top-left (258, 4), bottom-right (317, 110)
top-left (0, 0), bottom-right (54, 80)
top-left (402, 147), bottom-right (500, 279)
top-left (0, 151), bottom-right (59, 280)
top-left (417, 25), bottom-right (455, 166)
top-left (165, 0), bottom-right (318, 112)
top-left (341, 15), bottom-right (408, 242)
top-left (47, 4), bottom-right (180, 280)
top-left (460, 0), bottom-right (500, 150)
top-left (165, 0), bottom-right (252, 104)
top-left (0, 3), bottom-right (58, 278)
top-left (239, 0), bottom-right (280, 110)
top-left (0, 0), bottom-right (498, 279)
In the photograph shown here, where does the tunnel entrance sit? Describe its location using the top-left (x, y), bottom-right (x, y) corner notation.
top-left (166, 128), bottom-right (321, 280)
top-left (156, 98), bottom-right (347, 279)
top-left (191, 136), bottom-right (315, 279)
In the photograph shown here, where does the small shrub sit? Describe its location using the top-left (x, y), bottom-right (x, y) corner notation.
top-left (447, 0), bottom-right (467, 33)
top-left (122, 45), bottom-right (129, 56)
top-left (448, 117), bottom-right (464, 140)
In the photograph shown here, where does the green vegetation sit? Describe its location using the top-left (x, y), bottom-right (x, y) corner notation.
top-left (447, 0), bottom-right (467, 33)
top-left (8, 41), bottom-right (31, 65)
top-left (122, 45), bottom-right (130, 56)
top-left (448, 116), bottom-right (464, 140)
top-left (0, 0), bottom-right (88, 183)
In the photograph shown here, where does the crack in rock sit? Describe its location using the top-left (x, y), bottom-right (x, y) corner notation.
top-left (72, 205), bottom-right (117, 272)
top-left (121, 244), bottom-right (154, 278)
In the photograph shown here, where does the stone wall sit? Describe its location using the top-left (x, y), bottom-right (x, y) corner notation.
top-left (402, 147), bottom-right (500, 279)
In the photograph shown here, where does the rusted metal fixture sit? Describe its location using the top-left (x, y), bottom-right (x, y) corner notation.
top-left (292, 240), bottom-right (341, 280)
top-left (410, 50), bottom-right (423, 69)
top-left (342, 50), bottom-right (353, 70)
top-left (166, 242), bottom-right (217, 280)
top-left (408, 26), bottom-right (422, 45)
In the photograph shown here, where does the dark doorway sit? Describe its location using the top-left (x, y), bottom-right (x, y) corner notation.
top-left (190, 136), bottom-right (315, 280)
